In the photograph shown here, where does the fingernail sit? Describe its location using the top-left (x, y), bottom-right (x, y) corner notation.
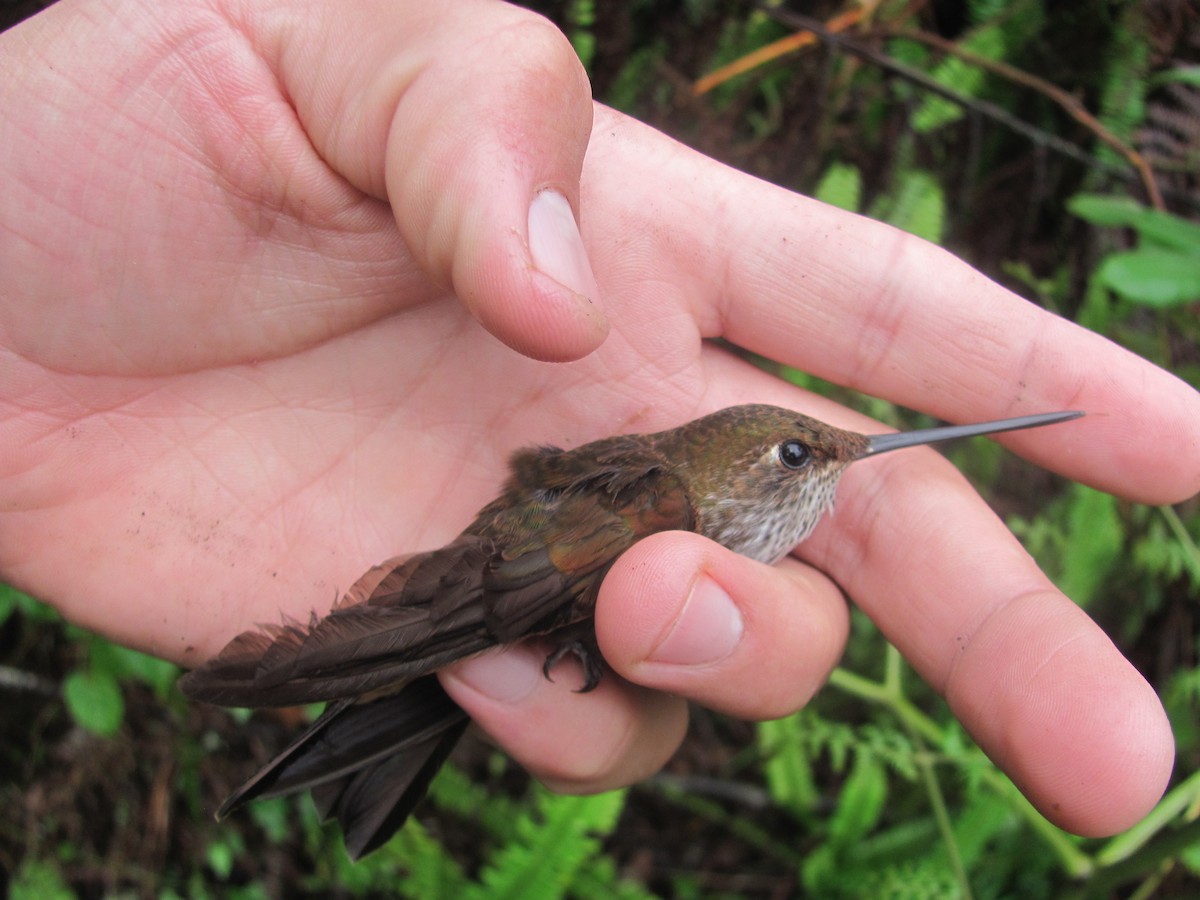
top-left (648, 575), bottom-right (744, 667)
top-left (448, 646), bottom-right (542, 704)
top-left (528, 190), bottom-right (601, 304)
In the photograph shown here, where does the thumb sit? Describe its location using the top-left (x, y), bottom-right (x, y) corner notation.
top-left (267, 0), bottom-right (606, 361)
top-left (596, 532), bottom-right (851, 720)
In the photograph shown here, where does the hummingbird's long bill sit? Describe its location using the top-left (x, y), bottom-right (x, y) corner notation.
top-left (860, 410), bottom-right (1085, 458)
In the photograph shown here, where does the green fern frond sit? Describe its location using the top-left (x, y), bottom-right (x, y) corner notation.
top-left (1094, 4), bottom-right (1151, 166)
top-left (395, 823), bottom-right (472, 900)
top-left (469, 788), bottom-right (626, 900)
top-left (813, 161), bottom-right (863, 213)
top-left (871, 170), bottom-right (946, 243)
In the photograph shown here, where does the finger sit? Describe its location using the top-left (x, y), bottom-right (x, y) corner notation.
top-left (594, 532), bottom-right (850, 720)
top-left (258, 0), bottom-right (606, 362)
top-left (583, 106), bottom-right (1200, 504)
top-left (440, 642), bottom-right (688, 794)
top-left (804, 434), bottom-right (1175, 836)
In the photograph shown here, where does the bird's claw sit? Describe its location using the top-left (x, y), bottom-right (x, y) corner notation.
top-left (542, 640), bottom-right (605, 693)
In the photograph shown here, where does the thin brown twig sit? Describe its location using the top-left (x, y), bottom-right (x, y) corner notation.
top-left (692, 6), bottom-right (864, 96)
top-left (894, 27), bottom-right (1165, 210)
top-left (749, 6), bottom-right (1154, 200)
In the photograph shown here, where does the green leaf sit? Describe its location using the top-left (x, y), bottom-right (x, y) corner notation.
top-left (0, 585), bottom-right (17, 627)
top-left (470, 789), bottom-right (626, 900)
top-left (1067, 193), bottom-right (1149, 227)
top-left (1068, 194), bottom-right (1200, 252)
top-left (1183, 838), bottom-right (1200, 876)
top-left (62, 668), bottom-right (125, 736)
top-left (1057, 485), bottom-right (1123, 607)
top-left (429, 759), bottom-right (523, 839)
top-left (1097, 248), bottom-right (1200, 307)
top-left (88, 638), bottom-right (179, 696)
top-left (909, 21), bottom-right (1011, 134)
top-left (10, 859), bottom-right (76, 900)
top-left (1093, 5), bottom-right (1150, 161)
top-left (800, 843), bottom-right (840, 896)
top-left (603, 43), bottom-right (664, 113)
top-left (1096, 768), bottom-right (1200, 866)
top-left (1151, 64), bottom-right (1200, 88)
top-left (394, 821), bottom-right (471, 899)
top-left (206, 838), bottom-right (236, 880)
top-left (856, 856), bottom-right (960, 898)
top-left (828, 751), bottom-right (888, 849)
top-left (758, 714), bottom-right (819, 816)
top-left (249, 797), bottom-right (291, 843)
top-left (952, 791), bottom-right (1016, 869)
top-left (0, 583), bottom-right (60, 625)
top-left (566, 0), bottom-right (596, 70)
top-left (813, 162), bottom-right (863, 213)
top-left (571, 856), bottom-right (662, 900)
top-left (881, 171), bottom-right (945, 244)
top-left (1123, 211), bottom-right (1200, 254)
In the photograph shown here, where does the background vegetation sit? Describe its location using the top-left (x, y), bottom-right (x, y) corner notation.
top-left (3, 1), bottom-right (1198, 897)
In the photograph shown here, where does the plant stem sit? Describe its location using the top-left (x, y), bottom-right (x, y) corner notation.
top-left (827, 662), bottom-right (1095, 878)
top-left (1096, 768), bottom-right (1200, 866)
top-left (1160, 505), bottom-right (1200, 585)
top-left (826, 666), bottom-right (941, 746)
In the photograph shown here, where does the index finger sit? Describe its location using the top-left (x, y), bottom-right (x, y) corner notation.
top-left (584, 105), bottom-right (1200, 506)
top-left (803, 426), bottom-right (1174, 836)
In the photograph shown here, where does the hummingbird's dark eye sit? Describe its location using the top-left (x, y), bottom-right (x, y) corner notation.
top-left (778, 440), bottom-right (811, 470)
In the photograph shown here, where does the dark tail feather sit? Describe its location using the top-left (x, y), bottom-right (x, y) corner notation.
top-left (216, 676), bottom-right (469, 858)
top-left (311, 718), bottom-right (469, 859)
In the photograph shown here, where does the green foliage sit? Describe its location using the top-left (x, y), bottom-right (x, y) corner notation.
top-left (908, 20), bottom-right (1009, 134)
top-left (1100, 248), bottom-right (1200, 306)
top-left (1, 587), bottom-right (179, 737)
top-left (826, 751), bottom-right (889, 849)
top-left (605, 42), bottom-right (667, 113)
top-left (565, 0), bottom-right (596, 71)
top-left (204, 830), bottom-right (240, 879)
top-left (814, 157), bottom-right (947, 245)
top-left (903, 0), bottom-right (1046, 136)
top-left (854, 857), bottom-right (961, 900)
top-left (248, 797), bottom-right (293, 843)
top-left (471, 788), bottom-right (626, 900)
top-left (1057, 484), bottom-right (1124, 608)
top-left (871, 169), bottom-right (946, 244)
top-left (279, 761), bottom-right (636, 899)
top-left (813, 161), bottom-right (863, 213)
top-left (1132, 507), bottom-right (1200, 596)
top-left (757, 714), bottom-right (819, 818)
top-left (1152, 64), bottom-right (1200, 88)
top-left (394, 823), bottom-right (472, 898)
top-left (61, 631), bottom-right (181, 735)
top-left (428, 756), bottom-right (524, 835)
top-left (61, 667), bottom-right (124, 737)
top-left (700, 11), bottom-right (790, 117)
top-left (1092, 3), bottom-right (1151, 166)
top-left (1069, 194), bottom-right (1200, 306)
top-left (9, 858), bottom-right (77, 900)
top-left (0, 581), bottom-right (59, 625)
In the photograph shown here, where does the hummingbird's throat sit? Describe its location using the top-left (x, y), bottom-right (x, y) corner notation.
top-left (702, 469), bottom-right (842, 565)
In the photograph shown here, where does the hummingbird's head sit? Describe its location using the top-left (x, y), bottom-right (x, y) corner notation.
top-left (666, 405), bottom-right (868, 564)
top-left (662, 404), bottom-right (1083, 565)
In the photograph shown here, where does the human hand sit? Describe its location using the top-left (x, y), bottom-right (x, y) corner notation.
top-left (3, 0), bottom-right (1197, 843)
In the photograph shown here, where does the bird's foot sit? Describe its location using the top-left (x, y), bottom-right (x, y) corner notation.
top-left (542, 639), bottom-right (605, 693)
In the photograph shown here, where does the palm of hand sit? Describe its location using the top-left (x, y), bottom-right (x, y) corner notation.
top-left (4, 65), bottom-right (729, 658)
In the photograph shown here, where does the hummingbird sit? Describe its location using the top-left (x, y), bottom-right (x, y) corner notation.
top-left (179, 404), bottom-right (1082, 859)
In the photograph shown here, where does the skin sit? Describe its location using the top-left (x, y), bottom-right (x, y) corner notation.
top-left (3, 0), bottom-right (1198, 842)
